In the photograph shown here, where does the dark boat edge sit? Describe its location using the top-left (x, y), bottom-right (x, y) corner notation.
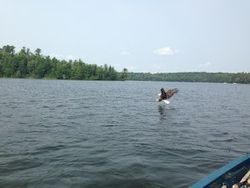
top-left (190, 153), bottom-right (250, 188)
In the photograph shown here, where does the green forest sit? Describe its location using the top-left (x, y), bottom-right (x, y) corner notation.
top-left (128, 72), bottom-right (250, 84)
top-left (0, 45), bottom-right (128, 80)
top-left (1, 45), bottom-right (250, 83)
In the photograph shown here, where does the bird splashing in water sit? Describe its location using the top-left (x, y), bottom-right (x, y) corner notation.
top-left (158, 88), bottom-right (178, 102)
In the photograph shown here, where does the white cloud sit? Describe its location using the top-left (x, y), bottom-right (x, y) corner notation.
top-left (120, 51), bottom-right (131, 56)
top-left (200, 61), bottom-right (212, 68)
top-left (66, 55), bottom-right (77, 60)
top-left (127, 65), bottom-right (135, 71)
top-left (50, 53), bottom-right (77, 61)
top-left (153, 47), bottom-right (179, 56)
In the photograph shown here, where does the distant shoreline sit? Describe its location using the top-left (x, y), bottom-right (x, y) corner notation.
top-left (1, 71), bottom-right (250, 84)
top-left (126, 72), bottom-right (250, 84)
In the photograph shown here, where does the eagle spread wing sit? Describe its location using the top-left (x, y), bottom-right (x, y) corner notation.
top-left (165, 88), bottom-right (178, 99)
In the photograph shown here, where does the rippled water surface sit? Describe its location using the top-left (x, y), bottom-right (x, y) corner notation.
top-left (0, 79), bottom-right (250, 188)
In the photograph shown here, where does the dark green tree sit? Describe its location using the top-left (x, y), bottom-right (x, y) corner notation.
top-left (120, 68), bottom-right (128, 80)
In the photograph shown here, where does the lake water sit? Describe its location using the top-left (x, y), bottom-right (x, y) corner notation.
top-left (0, 79), bottom-right (250, 188)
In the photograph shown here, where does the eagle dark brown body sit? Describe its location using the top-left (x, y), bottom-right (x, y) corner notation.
top-left (158, 88), bottom-right (178, 102)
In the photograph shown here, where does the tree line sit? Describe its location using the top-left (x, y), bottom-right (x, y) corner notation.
top-left (127, 72), bottom-right (250, 84)
top-left (1, 45), bottom-right (249, 83)
top-left (0, 45), bottom-right (128, 80)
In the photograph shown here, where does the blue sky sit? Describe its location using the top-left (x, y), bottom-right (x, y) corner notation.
top-left (0, 0), bottom-right (250, 73)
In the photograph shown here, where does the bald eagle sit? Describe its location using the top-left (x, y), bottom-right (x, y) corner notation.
top-left (158, 88), bottom-right (178, 102)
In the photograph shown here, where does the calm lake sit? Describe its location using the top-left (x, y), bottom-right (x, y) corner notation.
top-left (0, 79), bottom-right (250, 188)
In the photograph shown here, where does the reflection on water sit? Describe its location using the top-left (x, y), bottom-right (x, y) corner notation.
top-left (158, 105), bottom-right (167, 121)
top-left (158, 104), bottom-right (176, 121)
top-left (158, 105), bottom-right (166, 115)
